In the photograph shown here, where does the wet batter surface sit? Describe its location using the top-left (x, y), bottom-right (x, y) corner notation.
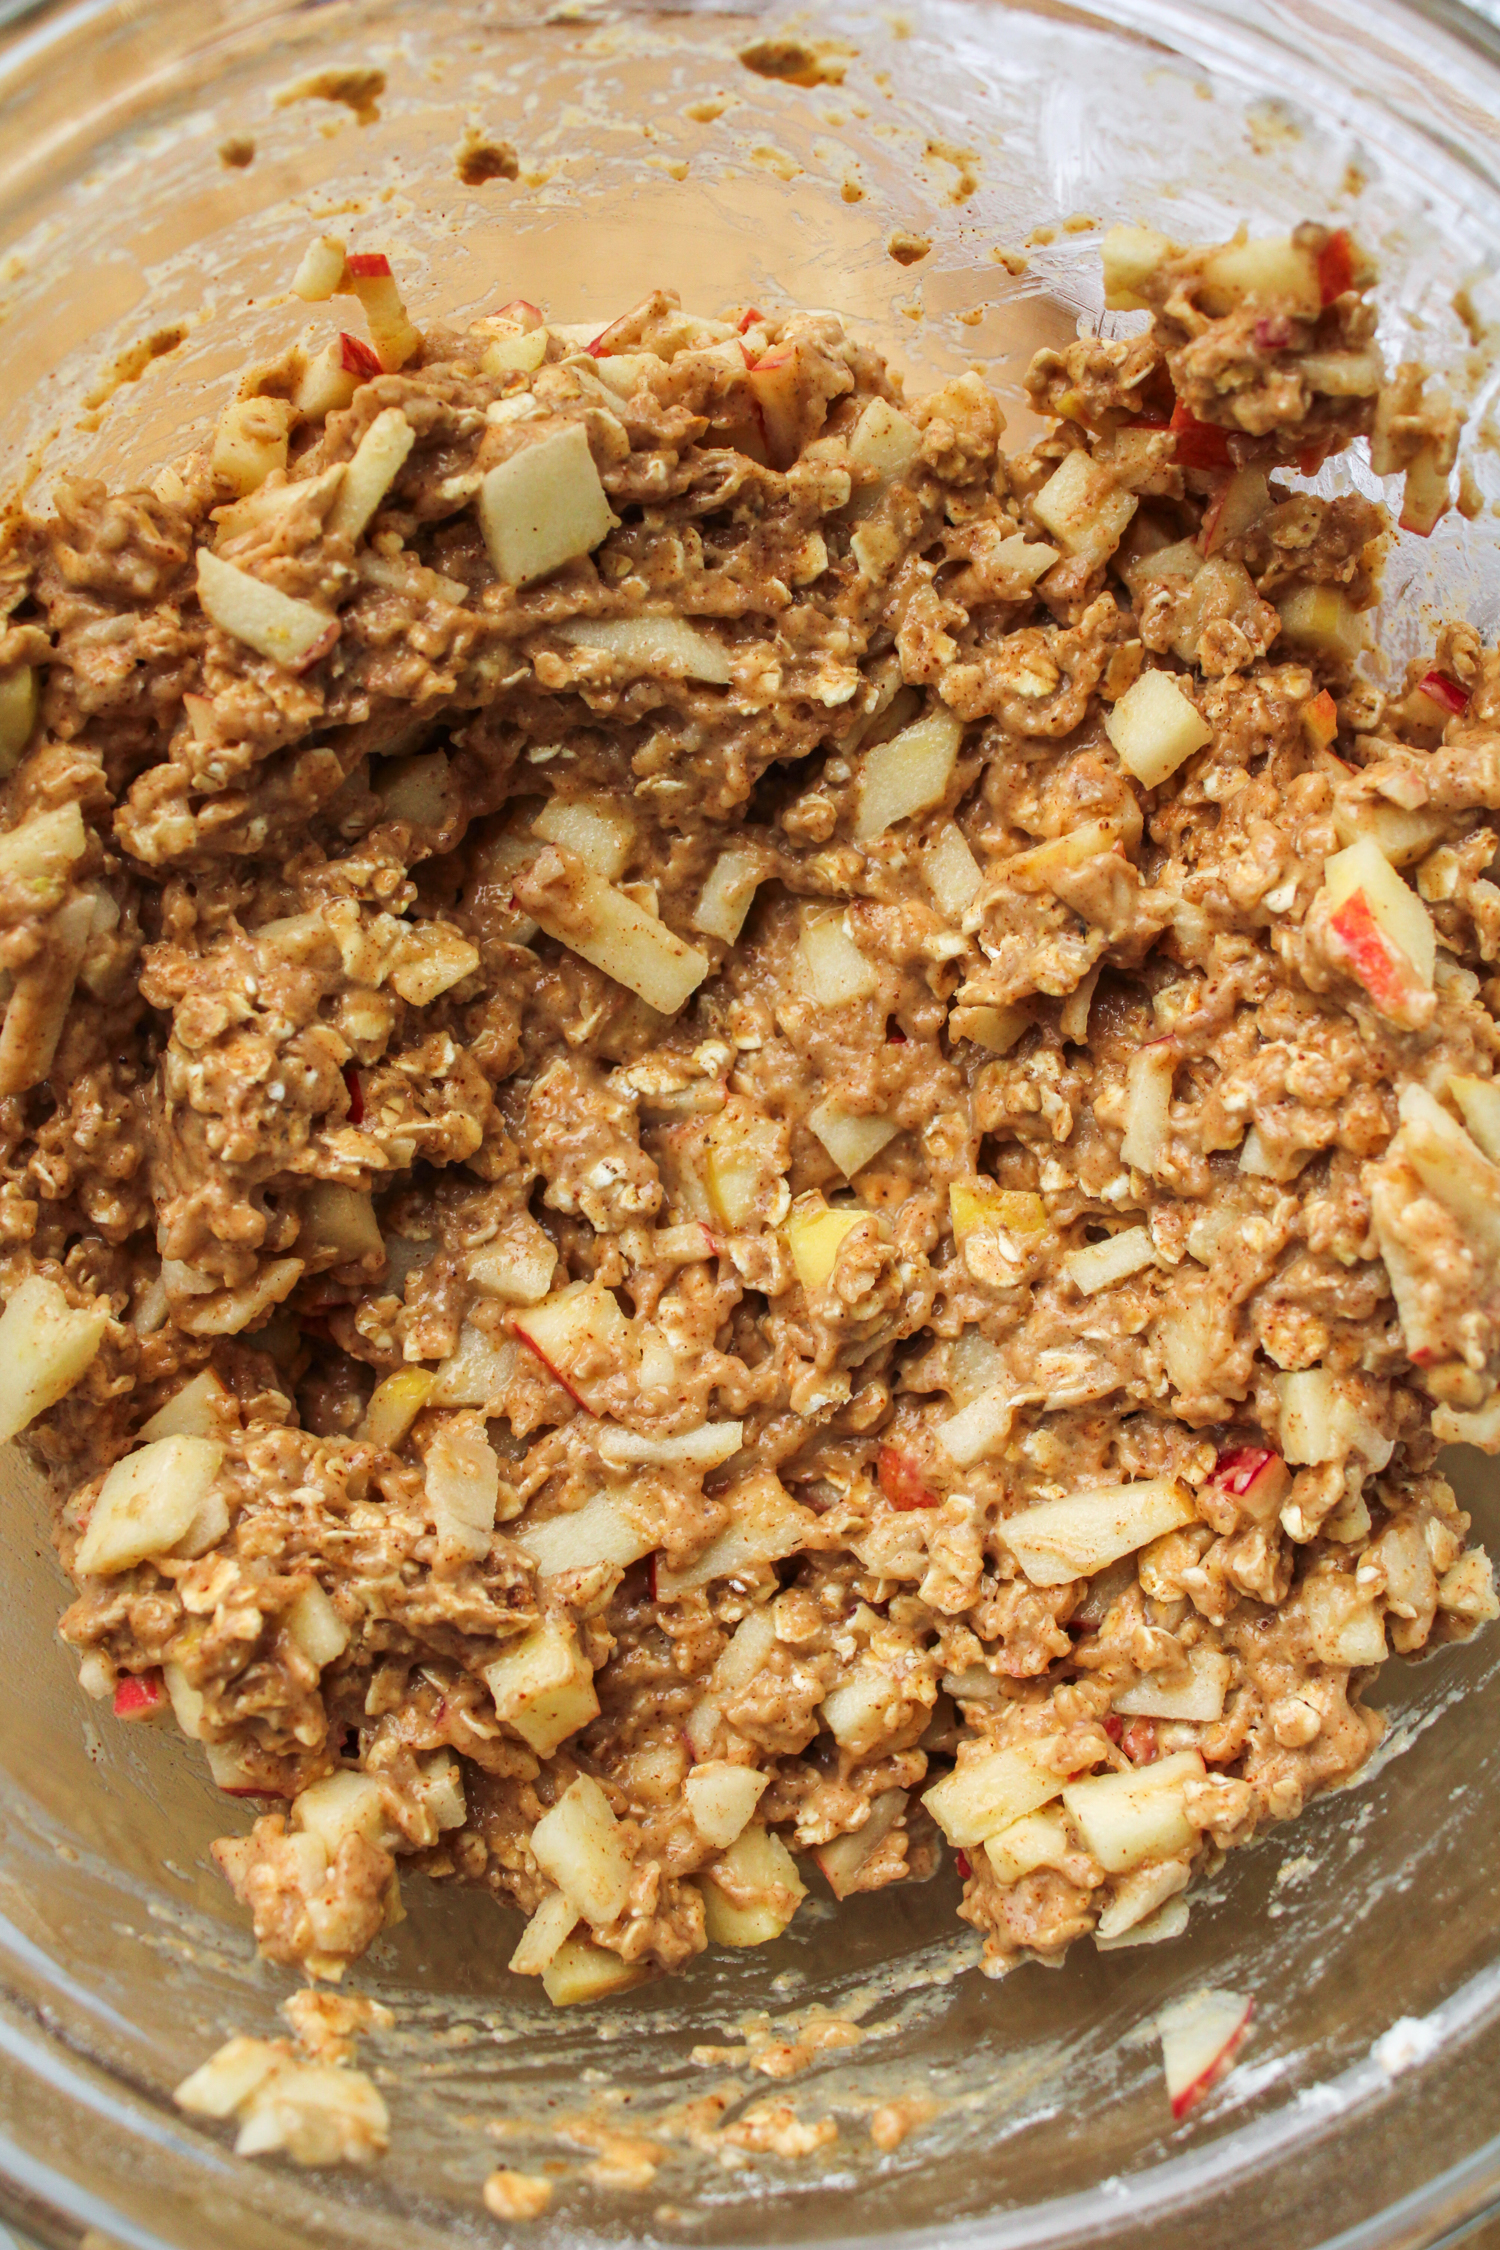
top-left (0, 221), bottom-right (1495, 2036)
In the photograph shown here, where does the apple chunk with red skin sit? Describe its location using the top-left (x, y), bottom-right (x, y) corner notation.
top-left (341, 251), bottom-right (421, 371)
top-left (509, 1278), bottom-right (629, 1410)
top-left (1157, 1989), bottom-right (1254, 2118)
top-left (1208, 1445), bottom-right (1289, 1524)
top-left (1318, 835), bottom-right (1435, 1028)
top-left (113, 1670), bottom-right (168, 1723)
top-left (877, 1444), bottom-right (938, 1511)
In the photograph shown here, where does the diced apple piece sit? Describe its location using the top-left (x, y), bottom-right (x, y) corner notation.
top-left (1062, 1748), bottom-right (1205, 1872)
top-left (795, 915), bottom-right (880, 1006)
top-left (387, 921), bottom-right (480, 1006)
top-left (655, 1470), bottom-right (813, 1596)
top-left (696, 1823), bottom-right (806, 1946)
top-left (1449, 1074), bottom-right (1500, 1166)
top-left (849, 396), bottom-right (922, 483)
top-left (293, 331), bottom-right (382, 419)
top-left (922, 822), bottom-right (982, 920)
top-left (685, 1762), bottom-right (769, 1849)
top-left (113, 1671), bottom-right (167, 1723)
top-left (1400, 444), bottom-right (1453, 537)
top-left (175, 2034), bottom-right (286, 2120)
top-left (197, 548), bottom-right (336, 672)
top-left (556, 614), bottom-right (730, 685)
top-left (285, 1578), bottom-right (349, 1669)
top-left (0, 802), bottom-right (87, 892)
top-left (211, 397), bottom-right (293, 496)
top-left (139, 1368), bottom-right (233, 1444)
top-left (358, 1366), bottom-right (434, 1447)
top-left (983, 1804), bottom-right (1075, 1885)
top-left (328, 407), bottom-right (415, 544)
top-left (510, 1279), bottom-right (628, 1408)
top-left (1158, 1988), bottom-right (1254, 2118)
top-left (1095, 1861), bottom-right (1193, 1945)
top-left (813, 1790), bottom-right (908, 1899)
top-left (1277, 585), bottom-right (1367, 666)
top-left (483, 327), bottom-right (549, 376)
top-left (937, 1384), bottom-right (1021, 1471)
top-left (342, 251), bottom-right (421, 370)
top-left (375, 752), bottom-right (459, 834)
top-left (427, 1324), bottom-right (517, 1412)
top-left (1062, 1224), bottom-right (1156, 1296)
top-left (1300, 1572), bottom-right (1388, 1665)
top-left (531, 1774), bottom-right (633, 1926)
top-left (516, 1491), bottom-right (653, 1578)
top-left (808, 1098), bottom-right (897, 1179)
top-left (1115, 1646), bottom-right (1232, 1722)
top-left (1100, 224), bottom-right (1179, 311)
top-left (531, 794), bottom-right (636, 881)
top-left (1121, 1043), bottom-right (1176, 1175)
top-left (292, 234), bottom-right (348, 301)
top-left (301, 1182), bottom-right (383, 1263)
top-left (693, 848), bottom-right (767, 943)
top-left (1395, 1083), bottom-right (1500, 1264)
top-left (1321, 834), bottom-right (1435, 993)
top-left (1201, 466), bottom-right (1270, 556)
top-left (484, 1619), bottom-right (599, 1755)
top-left (1105, 670), bottom-right (1212, 789)
top-left (479, 422), bottom-right (612, 587)
top-left (854, 706), bottom-right (963, 845)
top-left (162, 1660), bottom-right (205, 1738)
top-left (73, 1434), bottom-right (224, 1577)
top-left (784, 1197), bottom-right (869, 1290)
top-left (598, 1420), bottom-right (742, 1470)
top-left (517, 854), bottom-right (709, 1016)
top-left (950, 1001), bottom-right (1030, 1054)
top-left (294, 1770), bottom-right (392, 1855)
top-left (468, 1222), bottom-right (558, 1306)
top-left (949, 1330), bottom-right (1005, 1406)
top-left (703, 1100), bottom-right (787, 1231)
top-left (950, 1181), bottom-right (1047, 1244)
top-left (1208, 1446), bottom-right (1289, 1523)
top-left (923, 1740), bottom-right (1068, 1849)
top-left (1332, 797), bottom-right (1446, 868)
top-left (1200, 234), bottom-right (1319, 317)
top-left (1032, 450), bottom-right (1137, 569)
top-left (542, 1937), bottom-right (649, 2007)
top-left (0, 666), bottom-right (38, 775)
top-left (1325, 891), bottom-right (1430, 1025)
top-left (744, 345), bottom-right (806, 469)
top-left (819, 1660), bottom-right (910, 1758)
top-left (1276, 1367), bottom-right (1393, 1470)
top-left (0, 887), bottom-right (93, 1095)
top-left (509, 1887), bottom-right (579, 1976)
top-left (713, 1604), bottom-right (778, 1692)
top-left (423, 1415), bottom-right (499, 1562)
top-left (1003, 1477), bottom-right (1198, 1589)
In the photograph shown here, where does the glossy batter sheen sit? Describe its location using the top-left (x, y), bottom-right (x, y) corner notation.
top-left (3, 221), bottom-right (1496, 2008)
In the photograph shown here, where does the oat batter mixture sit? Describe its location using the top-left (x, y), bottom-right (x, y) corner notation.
top-left (3, 222), bottom-right (1497, 2001)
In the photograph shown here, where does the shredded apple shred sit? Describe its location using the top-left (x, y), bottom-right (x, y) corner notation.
top-left (0, 217), bottom-right (1493, 2030)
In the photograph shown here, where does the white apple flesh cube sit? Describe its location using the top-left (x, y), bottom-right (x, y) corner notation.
top-left (1003, 1477), bottom-right (1198, 1589)
top-left (428, 1325), bottom-right (517, 1413)
top-left (484, 1620), bottom-right (599, 1755)
top-left (531, 1774), bottom-right (633, 1927)
top-left (509, 1886), bottom-right (579, 1975)
top-left (557, 614), bottom-right (730, 685)
top-left (784, 1200), bottom-right (869, 1290)
top-left (983, 1804), bottom-right (1075, 1885)
top-left (1208, 1446), bottom-right (1289, 1524)
top-left (0, 801), bottom-right (86, 890)
top-left (1449, 1075), bottom-right (1500, 1165)
top-left (1300, 1573), bottom-right (1388, 1666)
top-left (597, 1420), bottom-right (741, 1470)
top-left (483, 327), bottom-right (549, 375)
top-left (1320, 835), bottom-right (1435, 988)
top-left (745, 346), bottom-right (805, 468)
top-left (162, 1660), bottom-right (205, 1738)
top-left (808, 1098), bottom-right (897, 1179)
top-left (328, 407), bottom-right (415, 544)
top-left (0, 1274), bottom-right (108, 1444)
top-left (1094, 1860), bottom-right (1192, 1944)
top-left (1032, 450), bottom-right (1137, 569)
top-left (922, 1740), bottom-right (1068, 1849)
top-left (1276, 1367), bottom-right (1392, 1470)
top-left (376, 751), bottom-right (459, 830)
top-left (197, 549), bottom-right (336, 672)
top-left (654, 1470), bottom-right (813, 1595)
top-left (696, 1824), bottom-right (806, 1947)
top-left (1062, 1749), bottom-right (1205, 1872)
top-left (937, 1384), bottom-right (1018, 1471)
top-left (292, 234), bottom-right (348, 301)
top-left (1114, 1646), bottom-right (1232, 1722)
top-left (1121, 1044), bottom-right (1176, 1174)
top-left (848, 396), bottom-right (922, 485)
top-left (531, 795), bottom-right (636, 881)
top-left (923, 823), bottom-right (982, 920)
top-left (0, 666), bottom-right (37, 775)
top-left (714, 1604), bottom-right (778, 1691)
top-left (684, 1762), bottom-right (769, 1849)
top-left (1393, 1085), bottom-right (1500, 1266)
top-left (1062, 1224), bottom-right (1156, 1296)
top-left (359, 1366), bottom-right (435, 1445)
top-left (1100, 224), bottom-right (1178, 310)
top-left (294, 1770), bottom-right (393, 1854)
top-left (704, 1102), bottom-right (786, 1230)
top-left (74, 1434), bottom-right (225, 1577)
top-left (1278, 585), bottom-right (1367, 666)
top-left (854, 706), bottom-right (963, 844)
top-left (139, 1368), bottom-right (233, 1442)
top-left (1105, 670), bottom-right (1212, 789)
top-left (468, 1222), bottom-right (557, 1305)
top-left (301, 1182), bottom-right (383, 1263)
top-left (796, 916), bottom-right (881, 1006)
top-left (1157, 1988), bottom-right (1253, 2118)
top-left (285, 1578), bottom-right (350, 1670)
top-left (541, 1936), bottom-right (648, 2007)
top-left (387, 922), bottom-right (480, 1007)
top-left (175, 2035), bottom-right (285, 2120)
top-left (517, 856), bottom-right (709, 1017)
top-left (344, 256), bottom-right (421, 370)
top-left (423, 1416), bottom-right (500, 1562)
top-left (516, 1492), bottom-right (653, 1578)
top-left (814, 1790), bottom-right (908, 1899)
top-left (693, 848), bottom-right (766, 943)
top-left (820, 1662), bottom-right (907, 1759)
top-left (1200, 234), bottom-right (1320, 317)
top-left (479, 422), bottom-right (613, 587)
top-left (211, 397), bottom-right (292, 495)
top-left (510, 1279), bottom-right (628, 1406)
top-left (0, 887), bottom-right (94, 1096)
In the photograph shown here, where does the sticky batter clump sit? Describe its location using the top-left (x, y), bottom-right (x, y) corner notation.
top-left (1, 222), bottom-right (1495, 2004)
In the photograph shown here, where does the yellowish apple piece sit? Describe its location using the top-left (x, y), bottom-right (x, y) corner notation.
top-left (693, 847), bottom-right (767, 943)
top-left (1062, 1224), bottom-right (1157, 1296)
top-left (0, 666), bottom-right (37, 776)
top-left (1062, 1749), bottom-right (1206, 1872)
top-left (509, 1887), bottom-right (579, 1976)
top-left (211, 397), bottom-right (293, 496)
top-left (684, 1762), bottom-right (769, 1849)
top-left (358, 1367), bottom-right (434, 1449)
top-left (328, 407), bottom-right (415, 544)
top-left (516, 854), bottom-right (710, 1017)
top-left (1032, 449), bottom-right (1137, 569)
top-left (139, 1368), bottom-right (234, 1443)
top-left (479, 422), bottom-right (613, 587)
top-left (197, 549), bottom-right (337, 671)
top-left (922, 822), bottom-right (982, 919)
top-left (808, 1097), bottom-right (897, 1179)
top-left (423, 1415), bottom-right (500, 1563)
top-left (784, 1197), bottom-right (870, 1290)
top-left (0, 1274), bottom-right (110, 1445)
top-left (1199, 234), bottom-right (1320, 318)
top-left (291, 234), bottom-right (348, 301)
top-left (1100, 224), bottom-right (1179, 310)
top-left (949, 1181), bottom-right (1047, 1243)
top-left (854, 705), bottom-right (964, 844)
top-left (300, 1182), bottom-right (383, 1263)
top-left (531, 1774), bottom-right (633, 1927)
top-left (1104, 670), bottom-right (1212, 789)
top-left (285, 1578), bottom-right (350, 1670)
top-left (695, 1824), bottom-right (806, 1947)
top-left (1003, 1476), bottom-right (1198, 1588)
top-left (1277, 585), bottom-right (1367, 666)
top-left (795, 915), bottom-right (881, 1006)
top-left (556, 614), bottom-right (730, 684)
top-left (514, 1492), bottom-right (654, 1578)
top-left (983, 1805), bottom-right (1076, 1885)
top-left (542, 1936), bottom-right (649, 2007)
top-left (922, 1740), bottom-right (1068, 1848)
top-left (74, 1434), bottom-right (226, 1577)
top-left (1320, 835), bottom-right (1435, 987)
top-left (483, 1619), bottom-right (600, 1756)
top-left (531, 795), bottom-right (636, 881)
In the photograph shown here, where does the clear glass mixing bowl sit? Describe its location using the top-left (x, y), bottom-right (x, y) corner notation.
top-left (2, 1), bottom-right (1500, 2244)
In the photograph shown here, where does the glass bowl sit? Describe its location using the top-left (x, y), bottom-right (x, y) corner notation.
top-left (1, 1), bottom-right (1499, 2245)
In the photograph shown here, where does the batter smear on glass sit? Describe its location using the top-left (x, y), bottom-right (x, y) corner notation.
top-left (2, 221), bottom-right (1495, 2003)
